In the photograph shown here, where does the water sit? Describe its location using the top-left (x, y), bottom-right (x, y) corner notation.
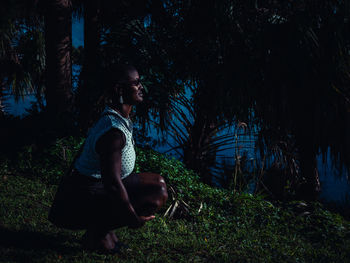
top-left (2, 17), bottom-right (83, 117)
top-left (3, 16), bottom-right (350, 213)
top-left (5, 81), bottom-right (350, 215)
top-left (317, 148), bottom-right (350, 204)
top-left (3, 92), bottom-right (37, 117)
top-left (137, 87), bottom-right (350, 206)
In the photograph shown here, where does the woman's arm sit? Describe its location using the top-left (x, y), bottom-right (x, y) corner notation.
top-left (96, 128), bottom-right (151, 228)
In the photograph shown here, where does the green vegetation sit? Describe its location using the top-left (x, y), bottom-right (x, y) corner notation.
top-left (0, 137), bottom-right (349, 262)
top-left (2, 0), bottom-right (350, 198)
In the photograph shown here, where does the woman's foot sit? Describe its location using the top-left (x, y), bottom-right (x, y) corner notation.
top-left (108, 231), bottom-right (119, 243)
top-left (82, 230), bottom-right (117, 253)
top-left (108, 231), bottom-right (129, 250)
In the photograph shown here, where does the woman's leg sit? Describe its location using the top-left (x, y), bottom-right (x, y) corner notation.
top-left (49, 172), bottom-right (168, 252)
top-left (122, 172), bottom-right (168, 217)
top-left (83, 173), bottom-right (168, 252)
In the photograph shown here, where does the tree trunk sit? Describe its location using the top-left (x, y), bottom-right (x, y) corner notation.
top-left (76, 0), bottom-right (101, 132)
top-left (183, 82), bottom-right (219, 185)
top-left (44, 0), bottom-right (73, 116)
top-left (183, 116), bottom-right (217, 185)
top-left (294, 76), bottom-right (321, 200)
top-left (0, 82), bottom-right (5, 117)
top-left (295, 129), bottom-right (321, 200)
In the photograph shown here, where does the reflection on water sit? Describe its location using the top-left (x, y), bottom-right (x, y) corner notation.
top-left (140, 103), bottom-right (350, 209)
top-left (5, 90), bottom-right (350, 213)
top-left (3, 93), bottom-right (37, 117)
top-left (318, 147), bottom-right (350, 204)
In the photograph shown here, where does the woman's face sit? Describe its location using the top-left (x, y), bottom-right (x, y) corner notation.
top-left (121, 69), bottom-right (144, 105)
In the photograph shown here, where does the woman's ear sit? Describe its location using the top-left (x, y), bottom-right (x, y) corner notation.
top-left (113, 84), bottom-right (125, 104)
top-left (113, 84), bottom-right (121, 95)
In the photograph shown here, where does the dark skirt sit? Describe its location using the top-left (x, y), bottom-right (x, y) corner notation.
top-left (48, 170), bottom-right (138, 230)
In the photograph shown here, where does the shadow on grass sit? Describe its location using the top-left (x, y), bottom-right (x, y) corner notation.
top-left (0, 225), bottom-right (82, 261)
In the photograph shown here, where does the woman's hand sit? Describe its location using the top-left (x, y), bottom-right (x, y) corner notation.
top-left (129, 215), bottom-right (156, 229)
top-left (139, 215), bottom-right (155, 222)
top-left (129, 215), bottom-right (155, 229)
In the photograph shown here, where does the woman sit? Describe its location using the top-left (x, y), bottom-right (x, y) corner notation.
top-left (48, 64), bottom-right (168, 253)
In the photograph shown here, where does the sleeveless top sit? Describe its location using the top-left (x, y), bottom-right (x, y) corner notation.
top-left (74, 106), bottom-right (136, 180)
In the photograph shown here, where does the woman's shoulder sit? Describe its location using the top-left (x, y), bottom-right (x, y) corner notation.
top-left (89, 113), bottom-right (114, 133)
top-left (92, 107), bottom-right (123, 128)
top-left (93, 112), bottom-right (129, 137)
top-left (103, 107), bottom-right (132, 131)
top-left (86, 113), bottom-right (124, 150)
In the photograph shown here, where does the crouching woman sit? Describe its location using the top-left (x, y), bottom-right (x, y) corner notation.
top-left (48, 64), bottom-right (168, 253)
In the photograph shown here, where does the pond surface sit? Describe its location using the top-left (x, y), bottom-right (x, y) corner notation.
top-left (5, 16), bottom-right (350, 213)
top-left (5, 91), bottom-right (350, 217)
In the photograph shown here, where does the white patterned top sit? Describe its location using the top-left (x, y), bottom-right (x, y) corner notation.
top-left (74, 106), bottom-right (136, 180)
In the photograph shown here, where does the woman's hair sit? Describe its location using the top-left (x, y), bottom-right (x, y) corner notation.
top-left (104, 64), bottom-right (137, 91)
top-left (97, 63), bottom-right (137, 106)
top-left (89, 63), bottom-right (138, 126)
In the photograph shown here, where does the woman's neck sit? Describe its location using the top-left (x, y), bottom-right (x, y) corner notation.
top-left (110, 104), bottom-right (132, 119)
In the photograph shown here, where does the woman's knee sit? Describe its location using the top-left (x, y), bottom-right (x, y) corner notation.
top-left (160, 180), bottom-right (168, 203)
top-left (139, 172), bottom-right (163, 183)
top-left (132, 173), bottom-right (168, 210)
top-left (146, 175), bottom-right (168, 206)
top-left (154, 175), bottom-right (168, 201)
top-left (140, 173), bottom-right (167, 192)
top-left (145, 195), bottom-right (166, 214)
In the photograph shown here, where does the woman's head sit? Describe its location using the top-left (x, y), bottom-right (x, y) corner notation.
top-left (104, 64), bottom-right (144, 106)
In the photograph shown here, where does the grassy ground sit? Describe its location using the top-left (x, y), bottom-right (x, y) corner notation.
top-left (0, 137), bottom-right (350, 262)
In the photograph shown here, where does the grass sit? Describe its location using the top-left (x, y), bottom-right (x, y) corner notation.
top-left (0, 137), bottom-right (349, 262)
